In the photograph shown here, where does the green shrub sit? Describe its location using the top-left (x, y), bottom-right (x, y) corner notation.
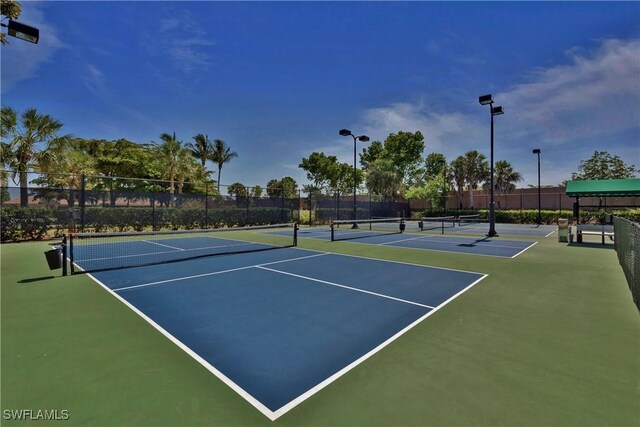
top-left (0, 207), bottom-right (57, 242)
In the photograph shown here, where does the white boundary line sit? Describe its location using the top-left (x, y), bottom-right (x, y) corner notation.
top-left (257, 266), bottom-right (435, 309)
top-left (112, 253), bottom-right (330, 292)
top-left (544, 230), bottom-right (556, 237)
top-left (510, 241), bottom-right (539, 259)
top-left (380, 234), bottom-right (531, 250)
top-left (142, 240), bottom-right (185, 251)
top-left (79, 248), bottom-right (488, 421)
top-left (268, 272), bottom-right (489, 419)
top-left (84, 273), bottom-right (279, 421)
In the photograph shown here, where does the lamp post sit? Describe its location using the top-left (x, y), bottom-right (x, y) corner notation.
top-left (532, 149), bottom-right (541, 225)
top-left (438, 159), bottom-right (446, 212)
top-left (1, 20), bottom-right (40, 44)
top-left (339, 129), bottom-right (370, 228)
top-left (479, 94), bottom-right (503, 237)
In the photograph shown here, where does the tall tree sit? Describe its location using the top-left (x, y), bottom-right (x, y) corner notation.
top-left (1, 106), bottom-right (67, 206)
top-left (424, 153), bottom-right (447, 180)
top-left (187, 133), bottom-right (215, 182)
top-left (155, 132), bottom-right (182, 203)
top-left (571, 151), bottom-right (637, 180)
top-left (462, 150), bottom-right (488, 208)
top-left (227, 182), bottom-right (247, 200)
top-left (450, 156), bottom-right (466, 199)
top-left (211, 139), bottom-right (238, 191)
top-left (359, 140), bottom-right (385, 171)
top-left (492, 160), bottom-right (522, 194)
top-left (365, 158), bottom-right (403, 200)
top-left (382, 131), bottom-right (426, 186)
top-left (175, 148), bottom-right (201, 194)
top-left (267, 176), bottom-right (298, 199)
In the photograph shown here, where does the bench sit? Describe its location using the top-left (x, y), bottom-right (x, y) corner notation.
top-left (572, 225), bottom-right (615, 245)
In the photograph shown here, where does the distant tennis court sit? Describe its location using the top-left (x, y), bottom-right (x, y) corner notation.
top-left (290, 227), bottom-right (536, 258)
top-left (70, 230), bottom-right (486, 420)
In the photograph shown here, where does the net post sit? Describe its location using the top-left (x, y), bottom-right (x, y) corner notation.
top-left (293, 223), bottom-right (298, 247)
top-left (331, 222), bottom-right (335, 241)
top-left (441, 219), bottom-right (444, 235)
top-left (61, 234), bottom-right (68, 276)
top-left (69, 234), bottom-right (75, 275)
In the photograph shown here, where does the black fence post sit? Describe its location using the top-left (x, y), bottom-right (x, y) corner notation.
top-left (80, 174), bottom-right (86, 232)
top-left (152, 187), bottom-right (156, 231)
top-left (205, 183), bottom-right (209, 229)
top-left (246, 192), bottom-right (250, 226)
top-left (281, 191), bottom-right (285, 223)
top-left (336, 191), bottom-right (340, 222)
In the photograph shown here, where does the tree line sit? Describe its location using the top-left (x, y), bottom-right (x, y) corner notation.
top-left (2, 106), bottom-right (636, 208)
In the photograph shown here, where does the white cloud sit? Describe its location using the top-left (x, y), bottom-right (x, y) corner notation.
top-left (356, 38), bottom-right (640, 186)
top-left (0, 3), bottom-right (65, 93)
top-left (501, 38), bottom-right (640, 141)
top-left (83, 65), bottom-right (106, 97)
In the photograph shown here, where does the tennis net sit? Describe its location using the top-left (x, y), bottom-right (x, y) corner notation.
top-left (69, 223), bottom-right (298, 274)
top-left (457, 214), bottom-right (482, 226)
top-left (330, 218), bottom-right (405, 242)
top-left (419, 216), bottom-right (456, 233)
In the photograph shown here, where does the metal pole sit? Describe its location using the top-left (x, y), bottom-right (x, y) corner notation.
top-left (488, 108), bottom-right (497, 236)
top-left (80, 174), bottom-right (86, 232)
top-left (205, 183), bottom-right (209, 229)
top-left (352, 135), bottom-right (358, 226)
top-left (537, 152), bottom-right (541, 225)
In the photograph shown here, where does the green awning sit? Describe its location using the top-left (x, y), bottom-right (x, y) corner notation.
top-left (566, 179), bottom-right (640, 197)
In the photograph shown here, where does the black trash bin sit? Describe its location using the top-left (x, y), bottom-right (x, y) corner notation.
top-left (44, 247), bottom-right (62, 270)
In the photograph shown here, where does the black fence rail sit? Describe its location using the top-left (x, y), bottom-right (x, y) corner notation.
top-left (613, 216), bottom-right (640, 311)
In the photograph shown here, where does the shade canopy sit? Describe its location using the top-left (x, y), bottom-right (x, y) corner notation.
top-left (566, 179), bottom-right (640, 197)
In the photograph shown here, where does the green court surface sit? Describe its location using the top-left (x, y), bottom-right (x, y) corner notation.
top-left (1, 231), bottom-right (639, 426)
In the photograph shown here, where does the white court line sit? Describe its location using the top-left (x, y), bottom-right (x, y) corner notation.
top-left (84, 273), bottom-right (279, 421)
top-left (510, 241), bottom-right (538, 258)
top-left (545, 230), bottom-right (556, 237)
top-left (142, 240), bottom-right (185, 251)
top-left (268, 272), bottom-right (488, 419)
top-left (112, 253), bottom-right (330, 292)
top-left (257, 266), bottom-right (435, 309)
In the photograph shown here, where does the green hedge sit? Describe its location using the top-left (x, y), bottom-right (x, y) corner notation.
top-left (0, 206), bottom-right (295, 242)
top-left (0, 207), bottom-right (58, 242)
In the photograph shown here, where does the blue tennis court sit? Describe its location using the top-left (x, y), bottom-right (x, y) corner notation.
top-left (292, 228), bottom-right (537, 258)
top-left (376, 220), bottom-right (556, 237)
top-left (76, 243), bottom-right (486, 420)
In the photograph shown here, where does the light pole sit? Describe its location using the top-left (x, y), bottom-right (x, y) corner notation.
top-left (479, 94), bottom-right (503, 237)
top-left (438, 159), bottom-right (446, 212)
top-left (339, 129), bottom-right (370, 228)
top-left (533, 149), bottom-right (541, 225)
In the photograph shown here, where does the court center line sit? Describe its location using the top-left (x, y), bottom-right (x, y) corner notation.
top-left (112, 253), bottom-right (330, 292)
top-left (256, 266), bottom-right (435, 309)
top-left (142, 239), bottom-right (186, 251)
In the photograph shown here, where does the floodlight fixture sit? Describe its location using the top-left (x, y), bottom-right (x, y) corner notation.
top-left (339, 128), bottom-right (370, 228)
top-left (532, 148), bottom-right (541, 154)
top-left (4, 20), bottom-right (39, 44)
top-left (492, 105), bottom-right (504, 116)
top-left (479, 94), bottom-right (493, 105)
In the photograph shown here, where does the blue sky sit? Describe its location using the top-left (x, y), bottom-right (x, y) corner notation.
top-left (2, 1), bottom-right (639, 191)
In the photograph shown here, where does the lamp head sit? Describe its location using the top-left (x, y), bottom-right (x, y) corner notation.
top-left (339, 129), bottom-right (352, 137)
top-left (532, 149), bottom-right (541, 154)
top-left (357, 135), bottom-right (370, 142)
top-left (479, 94), bottom-right (493, 105)
top-left (6, 20), bottom-right (39, 44)
top-left (492, 105), bottom-right (504, 116)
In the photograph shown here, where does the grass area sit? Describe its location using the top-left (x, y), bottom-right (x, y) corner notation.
top-left (1, 231), bottom-right (639, 426)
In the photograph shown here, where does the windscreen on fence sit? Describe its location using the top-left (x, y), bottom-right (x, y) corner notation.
top-left (613, 215), bottom-right (640, 311)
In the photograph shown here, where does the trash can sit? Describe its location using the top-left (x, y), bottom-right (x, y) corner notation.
top-left (44, 247), bottom-right (62, 270)
top-left (558, 218), bottom-right (569, 243)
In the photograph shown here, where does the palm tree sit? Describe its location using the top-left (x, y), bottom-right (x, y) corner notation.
top-left (186, 133), bottom-right (215, 181)
top-left (175, 148), bottom-right (201, 194)
top-left (155, 132), bottom-right (182, 204)
top-left (211, 139), bottom-right (238, 192)
top-left (493, 160), bottom-right (523, 194)
top-left (462, 150), bottom-right (489, 208)
top-left (1, 107), bottom-right (66, 206)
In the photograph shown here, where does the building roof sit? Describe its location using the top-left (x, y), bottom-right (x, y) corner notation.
top-left (565, 178), bottom-right (640, 197)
